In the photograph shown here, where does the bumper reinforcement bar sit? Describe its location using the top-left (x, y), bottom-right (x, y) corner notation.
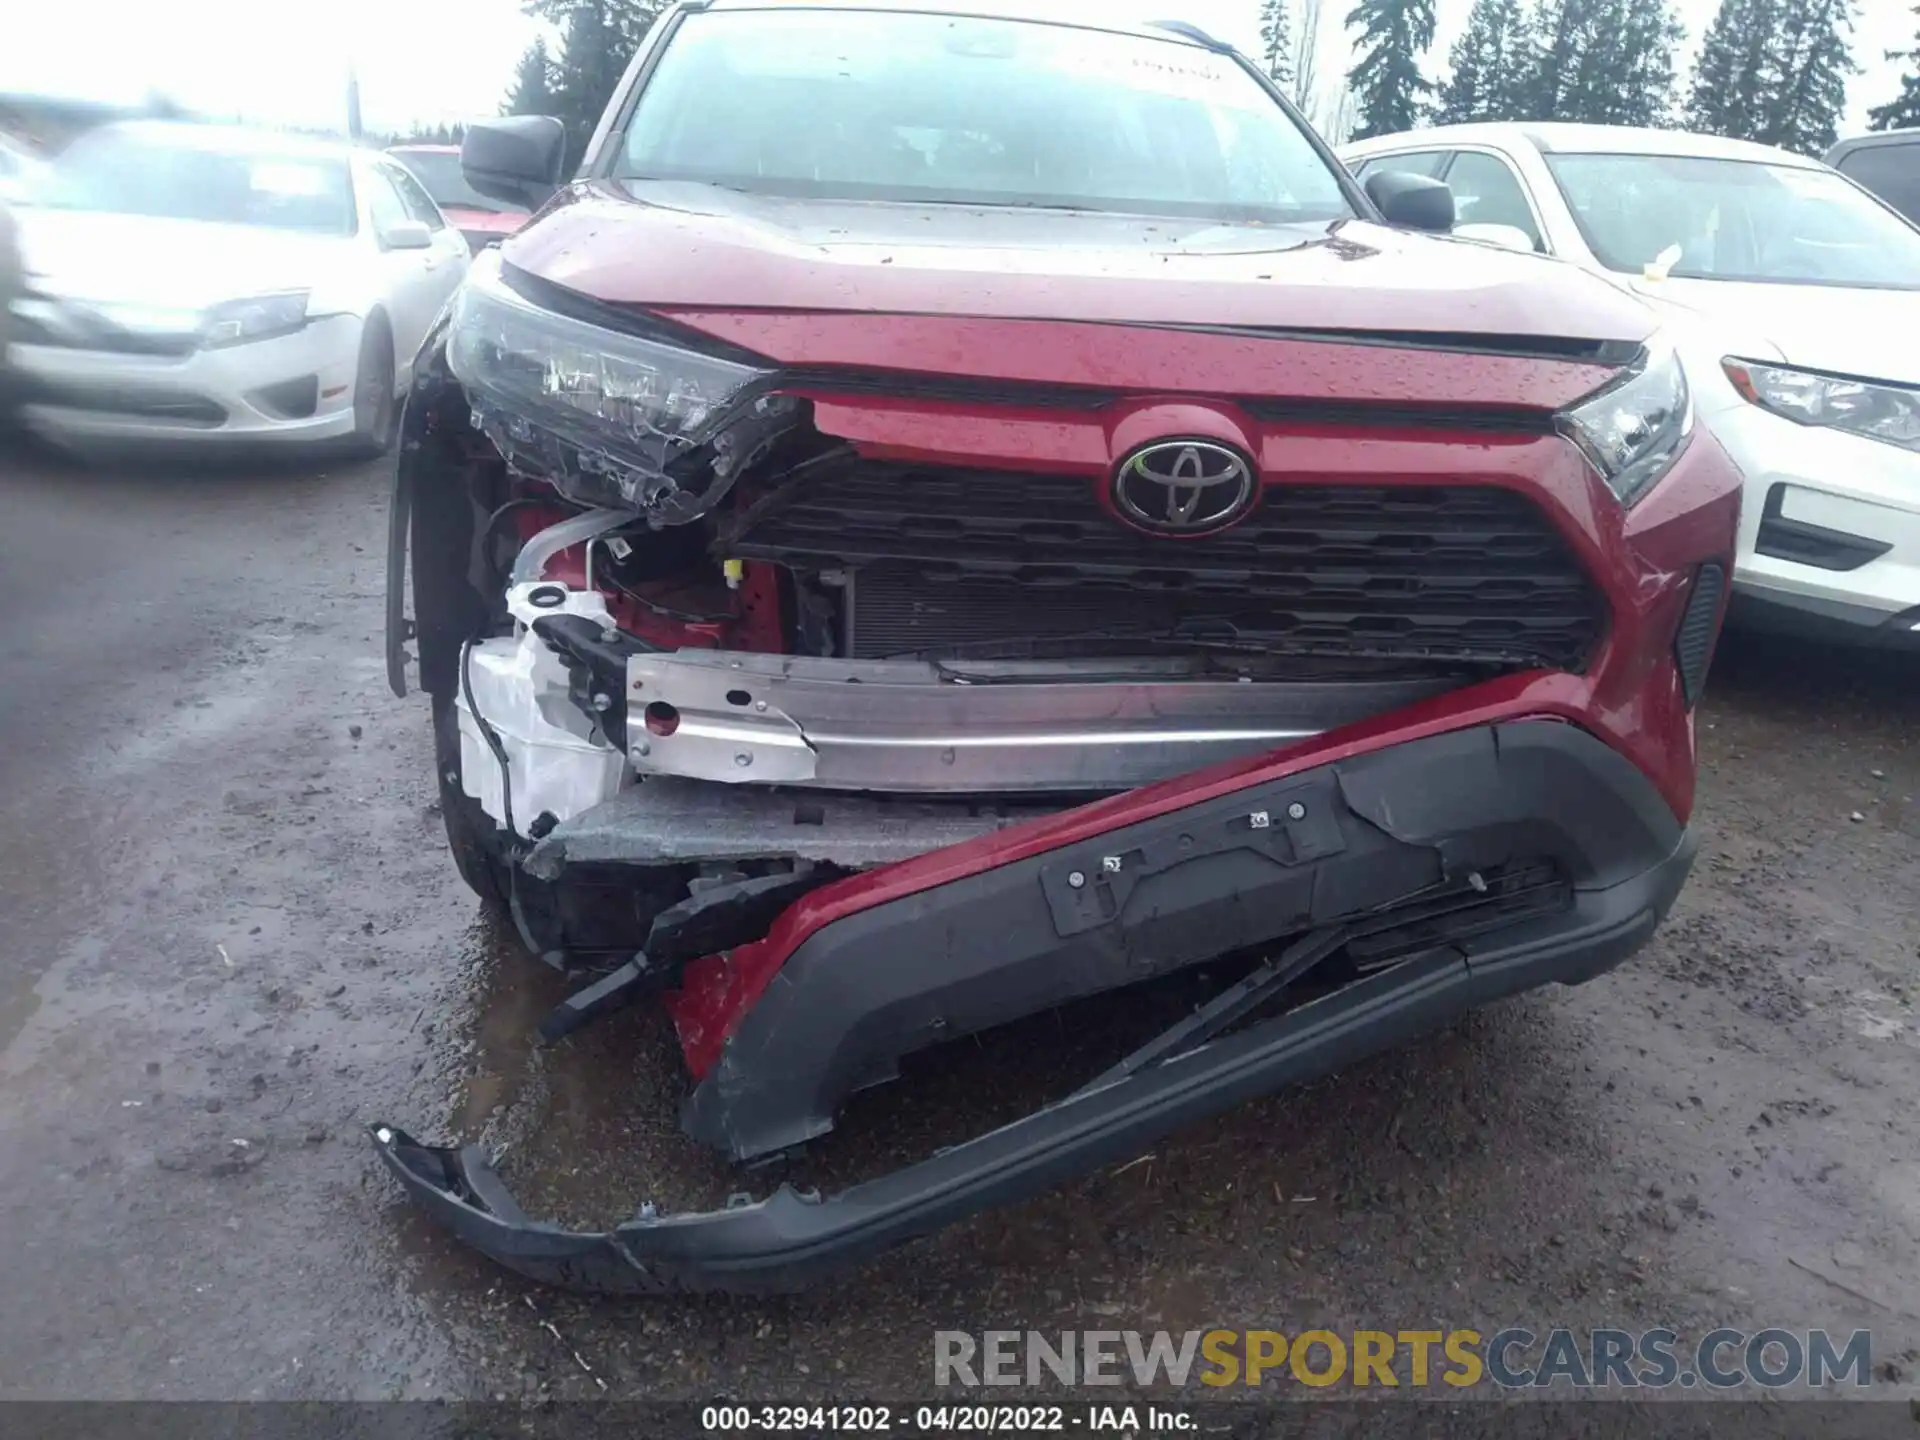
top-left (623, 650), bottom-right (1455, 794)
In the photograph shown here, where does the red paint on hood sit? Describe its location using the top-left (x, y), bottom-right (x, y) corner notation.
top-left (503, 181), bottom-right (1657, 342)
top-left (670, 310), bottom-right (1619, 413)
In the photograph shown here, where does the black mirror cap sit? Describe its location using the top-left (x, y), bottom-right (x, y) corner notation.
top-left (1363, 170), bottom-right (1456, 233)
top-left (462, 116), bottom-right (568, 211)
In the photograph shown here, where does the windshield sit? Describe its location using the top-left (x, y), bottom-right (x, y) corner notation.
top-left (1544, 152), bottom-right (1920, 289)
top-left (615, 10), bottom-right (1352, 222)
top-left (390, 148), bottom-right (519, 214)
top-left (35, 128), bottom-right (356, 236)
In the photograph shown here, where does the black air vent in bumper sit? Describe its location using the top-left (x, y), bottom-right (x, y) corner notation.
top-left (252, 374), bottom-right (320, 420)
top-left (1674, 562), bottom-right (1726, 709)
top-left (1754, 484), bottom-right (1893, 573)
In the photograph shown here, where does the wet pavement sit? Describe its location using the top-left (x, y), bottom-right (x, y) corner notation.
top-left (2, 437), bottom-right (1918, 1401)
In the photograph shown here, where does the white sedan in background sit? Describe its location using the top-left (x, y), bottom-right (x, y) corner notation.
top-left (1343, 123), bottom-right (1920, 649)
top-left (6, 121), bottom-right (470, 456)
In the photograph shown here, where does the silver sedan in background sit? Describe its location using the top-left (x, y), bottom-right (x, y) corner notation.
top-left (6, 122), bottom-right (470, 456)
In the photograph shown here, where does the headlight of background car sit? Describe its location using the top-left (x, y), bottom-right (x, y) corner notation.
top-left (202, 291), bottom-right (309, 348)
top-left (1722, 359), bottom-right (1920, 453)
top-left (446, 252), bottom-right (796, 521)
top-left (1556, 337), bottom-right (1693, 507)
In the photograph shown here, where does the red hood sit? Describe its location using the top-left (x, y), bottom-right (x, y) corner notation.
top-left (504, 180), bottom-right (1656, 343)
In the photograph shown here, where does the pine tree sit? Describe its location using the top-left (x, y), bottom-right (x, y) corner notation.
top-left (1686, 0), bottom-right (1855, 149)
top-left (1326, 82), bottom-right (1361, 141)
top-left (1684, 0), bottom-right (1779, 139)
top-left (1868, 5), bottom-right (1920, 131)
top-left (526, 0), bottom-right (667, 169)
top-left (1754, 0), bottom-right (1856, 154)
top-left (1293, 0), bottom-right (1325, 109)
top-left (1518, 0), bottom-right (1681, 125)
top-left (1260, 0), bottom-right (1294, 89)
top-left (1608, 0), bottom-right (1685, 125)
top-left (1344, 0), bottom-right (1437, 138)
top-left (1435, 0), bottom-right (1532, 123)
top-left (504, 38), bottom-right (556, 117)
top-left (1515, 0), bottom-right (1587, 120)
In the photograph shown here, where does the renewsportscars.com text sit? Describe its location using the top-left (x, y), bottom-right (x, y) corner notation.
top-left (934, 1328), bottom-right (1871, 1390)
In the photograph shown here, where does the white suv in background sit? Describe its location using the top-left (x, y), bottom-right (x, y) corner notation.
top-left (1343, 123), bottom-right (1920, 649)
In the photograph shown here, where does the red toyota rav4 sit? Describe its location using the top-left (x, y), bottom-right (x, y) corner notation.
top-left (377, 0), bottom-right (1739, 1293)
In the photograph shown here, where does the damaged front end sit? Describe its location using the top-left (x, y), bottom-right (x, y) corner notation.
top-left (372, 719), bottom-right (1694, 1293)
top-left (378, 251), bottom-right (1715, 1292)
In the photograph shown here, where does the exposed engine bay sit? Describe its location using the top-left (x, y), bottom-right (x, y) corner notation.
top-left (389, 259), bottom-right (1611, 992)
top-left (428, 413), bottom-right (1598, 871)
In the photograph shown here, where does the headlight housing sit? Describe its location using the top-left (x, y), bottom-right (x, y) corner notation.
top-left (447, 252), bottom-right (797, 521)
top-left (203, 291), bottom-right (309, 348)
top-left (1556, 336), bottom-right (1693, 508)
top-left (1722, 359), bottom-right (1920, 453)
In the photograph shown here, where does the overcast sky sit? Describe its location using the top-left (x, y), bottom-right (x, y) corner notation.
top-left (1, 0), bottom-right (1910, 138)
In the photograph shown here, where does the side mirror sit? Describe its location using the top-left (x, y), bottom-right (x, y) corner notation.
top-left (463, 116), bottom-right (567, 212)
top-left (379, 219), bottom-right (434, 251)
top-left (1453, 221), bottom-right (1537, 253)
top-left (1363, 170), bottom-right (1456, 233)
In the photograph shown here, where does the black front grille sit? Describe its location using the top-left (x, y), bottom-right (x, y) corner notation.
top-left (729, 463), bottom-right (1606, 669)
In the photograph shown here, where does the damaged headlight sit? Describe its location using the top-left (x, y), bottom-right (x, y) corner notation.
top-left (1722, 359), bottom-right (1920, 453)
top-left (1556, 336), bottom-right (1693, 508)
top-left (447, 251), bottom-right (795, 522)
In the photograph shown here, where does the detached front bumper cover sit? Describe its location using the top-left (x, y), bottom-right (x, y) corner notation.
top-left (372, 827), bottom-right (1687, 1295)
top-left (371, 721), bottom-right (1695, 1295)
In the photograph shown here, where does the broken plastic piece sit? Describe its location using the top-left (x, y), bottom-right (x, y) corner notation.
top-left (457, 583), bottom-right (627, 836)
top-left (538, 956), bottom-right (655, 1044)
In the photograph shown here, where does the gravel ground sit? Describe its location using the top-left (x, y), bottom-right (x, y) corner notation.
top-left (1, 439), bottom-right (1916, 1404)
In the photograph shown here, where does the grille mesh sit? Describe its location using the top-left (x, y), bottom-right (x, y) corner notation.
top-left (731, 464), bottom-right (1606, 669)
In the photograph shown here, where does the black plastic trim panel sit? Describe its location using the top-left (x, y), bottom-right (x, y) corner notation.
top-left (1754, 483), bottom-right (1894, 573)
top-left (1674, 563), bottom-right (1727, 708)
top-left (682, 721), bottom-right (1683, 1161)
top-left (1238, 396), bottom-right (1558, 432)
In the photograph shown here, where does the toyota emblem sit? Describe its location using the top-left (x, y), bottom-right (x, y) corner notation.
top-left (1112, 440), bottom-right (1257, 535)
